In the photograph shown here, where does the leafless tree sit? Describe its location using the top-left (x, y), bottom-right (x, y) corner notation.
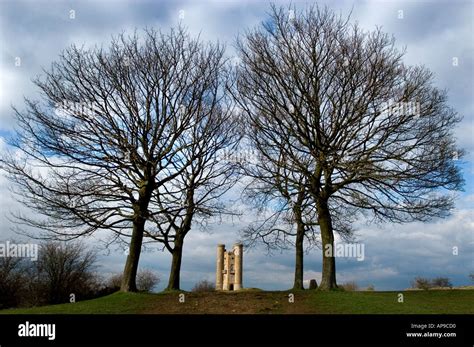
top-left (0, 27), bottom-right (233, 292)
top-left (431, 277), bottom-right (452, 288)
top-left (234, 5), bottom-right (463, 290)
top-left (108, 268), bottom-right (160, 292)
top-left (239, 147), bottom-right (321, 290)
top-left (32, 242), bottom-right (98, 304)
top-left (239, 139), bottom-right (354, 290)
top-left (0, 255), bottom-right (28, 308)
top-left (145, 95), bottom-right (241, 290)
top-left (136, 268), bottom-right (160, 292)
top-left (192, 279), bottom-right (215, 292)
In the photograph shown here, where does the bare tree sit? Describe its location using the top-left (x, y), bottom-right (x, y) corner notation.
top-left (0, 255), bottom-right (28, 309)
top-left (145, 95), bottom-right (241, 290)
top-left (0, 240), bottom-right (99, 308)
top-left (192, 279), bottom-right (215, 292)
top-left (239, 143), bottom-right (354, 290)
top-left (235, 5), bottom-right (463, 290)
top-left (136, 269), bottom-right (160, 292)
top-left (32, 242), bottom-right (98, 304)
top-left (107, 268), bottom-right (160, 292)
top-left (239, 148), bottom-right (321, 290)
top-left (431, 277), bottom-right (452, 288)
top-left (411, 276), bottom-right (432, 290)
top-left (0, 27), bottom-right (231, 292)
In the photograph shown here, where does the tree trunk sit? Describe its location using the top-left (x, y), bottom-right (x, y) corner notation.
top-left (317, 198), bottom-right (338, 290)
top-left (121, 179), bottom-right (153, 292)
top-left (166, 233), bottom-right (184, 291)
top-left (293, 221), bottom-right (305, 290)
top-left (121, 218), bottom-right (145, 292)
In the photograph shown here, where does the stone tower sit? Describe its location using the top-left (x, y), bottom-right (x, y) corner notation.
top-left (215, 243), bottom-right (243, 291)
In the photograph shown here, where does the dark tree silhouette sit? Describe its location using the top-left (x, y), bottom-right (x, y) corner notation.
top-left (239, 149), bottom-right (322, 290)
top-left (145, 94), bottom-right (241, 290)
top-left (33, 242), bottom-right (98, 304)
top-left (238, 133), bottom-right (354, 290)
top-left (0, 27), bottom-right (233, 292)
top-left (234, 5), bottom-right (464, 290)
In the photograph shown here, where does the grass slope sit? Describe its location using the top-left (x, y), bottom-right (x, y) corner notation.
top-left (0, 292), bottom-right (158, 314)
top-left (1, 290), bottom-right (472, 314)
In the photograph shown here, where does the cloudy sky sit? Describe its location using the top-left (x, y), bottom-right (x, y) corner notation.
top-left (0, 0), bottom-right (472, 291)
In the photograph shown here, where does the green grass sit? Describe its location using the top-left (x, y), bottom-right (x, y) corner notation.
top-left (0, 289), bottom-right (472, 314)
top-left (0, 292), bottom-right (158, 314)
top-left (305, 290), bottom-right (474, 314)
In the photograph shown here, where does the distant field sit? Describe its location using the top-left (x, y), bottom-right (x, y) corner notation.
top-left (1, 289), bottom-right (472, 314)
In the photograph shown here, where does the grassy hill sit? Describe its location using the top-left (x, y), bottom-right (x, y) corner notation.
top-left (1, 289), bottom-right (473, 314)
